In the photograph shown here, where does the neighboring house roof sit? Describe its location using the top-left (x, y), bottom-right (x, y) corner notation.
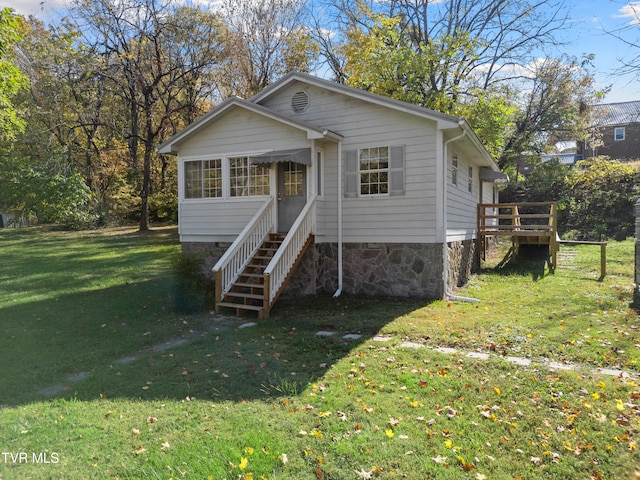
top-left (541, 153), bottom-right (583, 165)
top-left (592, 100), bottom-right (640, 126)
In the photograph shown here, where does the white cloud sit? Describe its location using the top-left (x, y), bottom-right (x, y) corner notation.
top-left (2, 0), bottom-right (66, 19)
top-left (615, 2), bottom-right (640, 25)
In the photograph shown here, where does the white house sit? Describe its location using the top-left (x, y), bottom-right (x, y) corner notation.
top-left (158, 72), bottom-right (507, 317)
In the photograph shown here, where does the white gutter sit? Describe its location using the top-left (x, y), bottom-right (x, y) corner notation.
top-left (334, 140), bottom-right (343, 297)
top-left (442, 121), bottom-right (480, 303)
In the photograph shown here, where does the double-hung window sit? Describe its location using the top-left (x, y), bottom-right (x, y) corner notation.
top-left (229, 156), bottom-right (270, 197)
top-left (184, 159), bottom-right (222, 198)
top-left (359, 146), bottom-right (389, 196)
top-left (614, 127), bottom-right (625, 141)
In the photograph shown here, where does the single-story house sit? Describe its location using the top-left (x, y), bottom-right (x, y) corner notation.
top-left (158, 72), bottom-right (507, 317)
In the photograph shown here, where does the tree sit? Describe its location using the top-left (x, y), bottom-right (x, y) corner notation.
top-left (68, 0), bottom-right (225, 230)
top-left (499, 56), bottom-right (602, 168)
top-left (215, 0), bottom-right (318, 98)
top-left (321, 0), bottom-right (603, 167)
top-left (604, 1), bottom-right (640, 80)
top-left (0, 8), bottom-right (28, 140)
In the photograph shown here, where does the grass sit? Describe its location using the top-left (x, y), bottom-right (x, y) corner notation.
top-left (0, 227), bottom-right (639, 479)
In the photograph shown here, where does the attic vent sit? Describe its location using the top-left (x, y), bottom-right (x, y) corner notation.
top-left (291, 91), bottom-right (309, 113)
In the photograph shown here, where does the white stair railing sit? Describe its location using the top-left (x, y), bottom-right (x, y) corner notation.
top-left (263, 194), bottom-right (316, 310)
top-left (213, 198), bottom-right (275, 307)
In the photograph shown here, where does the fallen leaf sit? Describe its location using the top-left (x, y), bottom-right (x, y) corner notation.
top-left (432, 455), bottom-right (448, 464)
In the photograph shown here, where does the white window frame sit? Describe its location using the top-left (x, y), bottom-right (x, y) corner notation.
top-left (181, 152), bottom-right (272, 201)
top-left (468, 166), bottom-right (473, 193)
top-left (184, 158), bottom-right (223, 199)
top-left (452, 152), bottom-right (458, 186)
top-left (614, 127), bottom-right (625, 141)
top-left (358, 146), bottom-right (390, 197)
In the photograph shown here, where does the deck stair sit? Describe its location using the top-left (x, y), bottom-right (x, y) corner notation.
top-left (477, 202), bottom-right (559, 268)
top-left (216, 232), bottom-right (313, 318)
top-left (216, 233), bottom-right (284, 316)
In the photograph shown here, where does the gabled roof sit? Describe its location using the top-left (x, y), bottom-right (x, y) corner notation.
top-left (250, 71), bottom-right (498, 169)
top-left (158, 72), bottom-right (499, 172)
top-left (157, 95), bottom-right (343, 154)
top-left (592, 100), bottom-right (640, 126)
top-left (249, 71), bottom-right (462, 129)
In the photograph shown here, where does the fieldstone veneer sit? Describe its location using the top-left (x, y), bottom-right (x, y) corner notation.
top-left (284, 243), bottom-right (446, 299)
top-left (185, 239), bottom-right (480, 301)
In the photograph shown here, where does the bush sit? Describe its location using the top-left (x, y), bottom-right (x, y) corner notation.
top-left (171, 252), bottom-right (215, 313)
top-left (504, 157), bottom-right (640, 240)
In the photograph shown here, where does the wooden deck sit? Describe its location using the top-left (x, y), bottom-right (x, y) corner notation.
top-left (478, 202), bottom-right (607, 278)
top-left (477, 202), bottom-right (559, 268)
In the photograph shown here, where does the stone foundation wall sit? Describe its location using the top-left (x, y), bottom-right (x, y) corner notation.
top-left (184, 239), bottom-right (485, 301)
top-left (283, 242), bottom-right (445, 299)
top-left (182, 242), bottom-right (231, 278)
top-left (447, 239), bottom-right (478, 292)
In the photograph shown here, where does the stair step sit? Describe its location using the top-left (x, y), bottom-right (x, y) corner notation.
top-left (238, 272), bottom-right (265, 279)
top-left (232, 282), bottom-right (264, 289)
top-left (224, 291), bottom-right (264, 301)
top-left (217, 302), bottom-right (264, 312)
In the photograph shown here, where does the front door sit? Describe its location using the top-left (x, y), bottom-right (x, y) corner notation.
top-left (277, 161), bottom-right (307, 232)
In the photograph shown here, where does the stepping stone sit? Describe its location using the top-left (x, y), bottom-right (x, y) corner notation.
top-left (151, 338), bottom-right (189, 352)
top-left (40, 385), bottom-right (65, 397)
top-left (400, 342), bottom-right (424, 349)
top-left (67, 372), bottom-right (89, 382)
top-left (114, 355), bottom-right (137, 364)
top-left (343, 333), bottom-right (363, 340)
top-left (547, 361), bottom-right (574, 371)
top-left (435, 347), bottom-right (457, 355)
top-left (373, 335), bottom-right (392, 342)
top-left (599, 368), bottom-right (630, 378)
top-left (238, 322), bottom-right (257, 329)
top-left (466, 352), bottom-right (490, 360)
top-left (506, 356), bottom-right (531, 367)
top-left (316, 331), bottom-right (336, 337)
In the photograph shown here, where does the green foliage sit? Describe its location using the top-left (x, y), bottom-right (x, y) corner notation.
top-left (0, 8), bottom-right (28, 140)
top-left (505, 158), bottom-right (640, 239)
top-left (565, 157), bottom-right (640, 239)
top-left (0, 154), bottom-right (97, 228)
top-left (149, 190), bottom-right (178, 222)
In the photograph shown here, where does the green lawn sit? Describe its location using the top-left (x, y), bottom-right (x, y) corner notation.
top-left (0, 227), bottom-right (639, 479)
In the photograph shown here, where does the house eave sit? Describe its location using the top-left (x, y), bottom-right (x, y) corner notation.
top-left (157, 95), bottom-right (343, 155)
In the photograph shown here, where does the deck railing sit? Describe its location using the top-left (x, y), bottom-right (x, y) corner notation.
top-left (263, 194), bottom-right (316, 310)
top-left (213, 198), bottom-right (275, 305)
top-left (478, 202), bottom-right (557, 237)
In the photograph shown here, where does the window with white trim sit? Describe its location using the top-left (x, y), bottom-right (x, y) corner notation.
top-left (614, 127), bottom-right (625, 141)
top-left (359, 146), bottom-right (389, 196)
top-left (468, 166), bottom-right (473, 193)
top-left (229, 156), bottom-right (270, 197)
top-left (184, 158), bottom-right (222, 198)
top-left (452, 153), bottom-right (458, 185)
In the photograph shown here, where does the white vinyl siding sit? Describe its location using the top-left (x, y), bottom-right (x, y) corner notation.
top-left (263, 85), bottom-right (440, 243)
top-left (447, 150), bottom-right (479, 241)
top-left (178, 110), bottom-right (309, 242)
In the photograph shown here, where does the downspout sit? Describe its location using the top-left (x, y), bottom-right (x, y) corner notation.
top-left (334, 139), bottom-right (343, 297)
top-left (443, 121), bottom-right (480, 303)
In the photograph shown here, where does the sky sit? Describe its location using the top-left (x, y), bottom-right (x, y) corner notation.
top-left (4, 0), bottom-right (640, 103)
